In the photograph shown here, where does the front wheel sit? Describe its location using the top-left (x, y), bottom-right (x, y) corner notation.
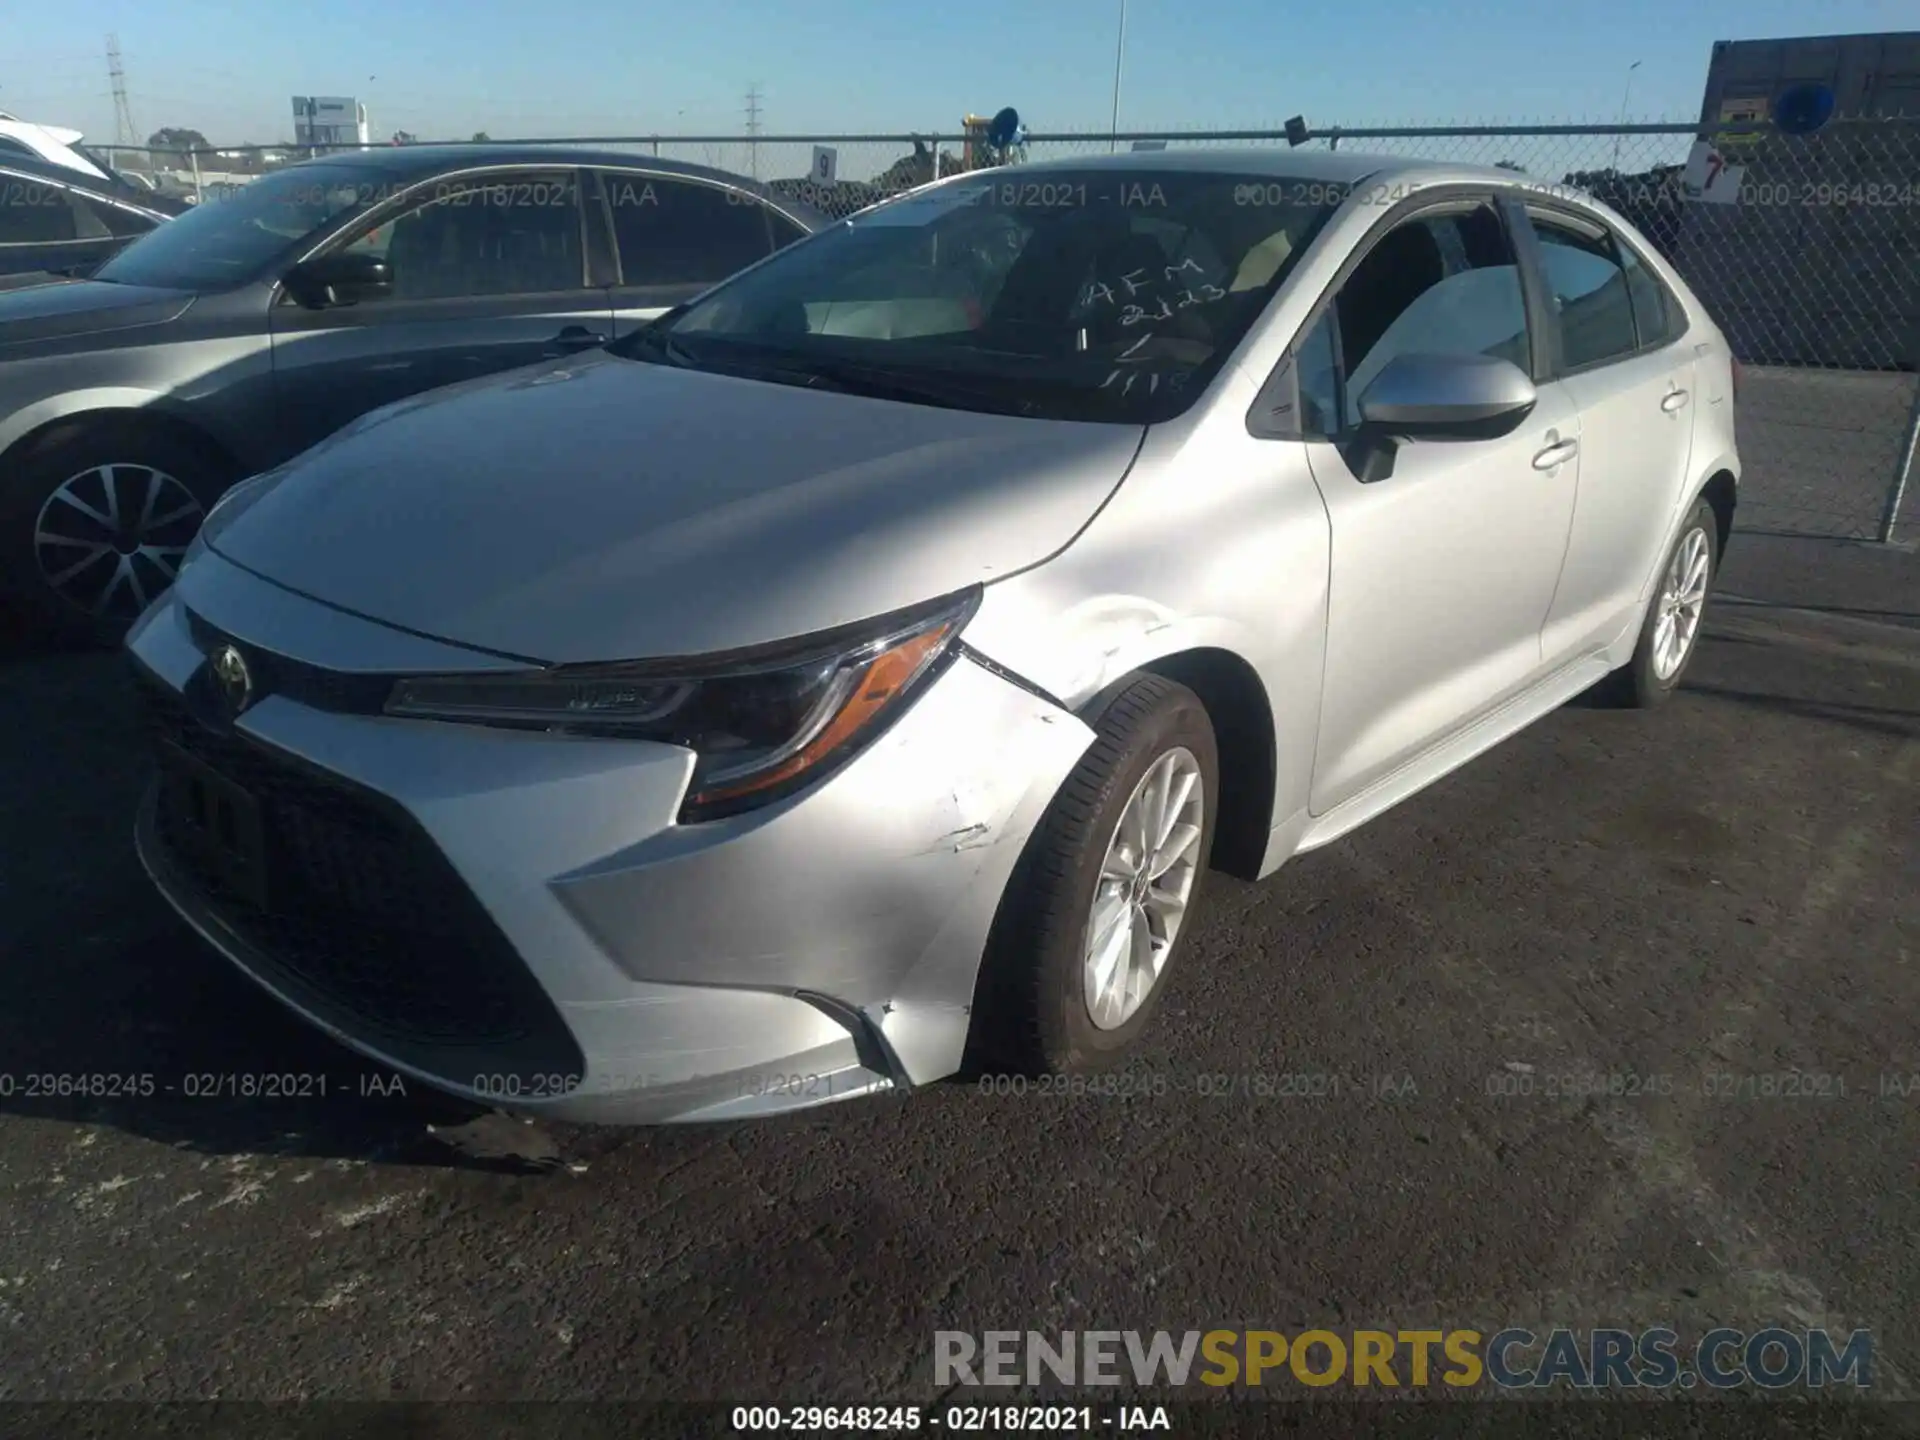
top-left (0, 422), bottom-right (231, 648)
top-left (1604, 498), bottom-right (1718, 708)
top-left (967, 674), bottom-right (1219, 1075)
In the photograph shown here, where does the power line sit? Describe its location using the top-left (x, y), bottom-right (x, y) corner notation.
top-left (106, 33), bottom-right (138, 144)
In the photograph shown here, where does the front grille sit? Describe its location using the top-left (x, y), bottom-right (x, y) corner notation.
top-left (135, 666), bottom-right (584, 1080)
top-left (184, 608), bottom-right (392, 714)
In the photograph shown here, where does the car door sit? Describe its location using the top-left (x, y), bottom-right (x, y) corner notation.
top-left (0, 169), bottom-right (154, 277)
top-left (1518, 204), bottom-right (1698, 664)
top-left (267, 166), bottom-right (615, 459)
top-left (593, 168), bottom-right (805, 338)
top-left (1294, 196), bottom-right (1583, 815)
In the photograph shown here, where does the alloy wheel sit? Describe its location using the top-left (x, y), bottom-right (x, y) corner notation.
top-left (33, 463), bottom-right (205, 621)
top-left (1651, 525), bottom-right (1711, 681)
top-left (1083, 745), bottom-right (1206, 1030)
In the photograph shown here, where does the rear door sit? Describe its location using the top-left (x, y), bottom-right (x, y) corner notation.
top-left (1517, 204), bottom-right (1698, 663)
top-left (267, 166), bottom-right (615, 461)
top-left (592, 168), bottom-right (807, 338)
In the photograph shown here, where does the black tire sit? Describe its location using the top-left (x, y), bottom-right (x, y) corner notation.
top-left (0, 419), bottom-right (233, 648)
top-left (966, 674), bottom-right (1220, 1076)
top-left (1599, 497), bottom-right (1719, 709)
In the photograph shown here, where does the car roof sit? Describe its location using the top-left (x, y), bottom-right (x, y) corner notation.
top-left (274, 144), bottom-right (832, 229)
top-left (977, 146), bottom-right (1570, 193)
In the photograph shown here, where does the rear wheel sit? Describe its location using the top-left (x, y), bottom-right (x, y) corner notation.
top-left (0, 422), bottom-right (231, 647)
top-left (967, 674), bottom-right (1219, 1075)
top-left (1601, 497), bottom-right (1718, 709)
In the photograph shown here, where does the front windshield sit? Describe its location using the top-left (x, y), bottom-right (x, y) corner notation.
top-left (94, 162), bottom-right (392, 291)
top-left (621, 167), bottom-right (1342, 424)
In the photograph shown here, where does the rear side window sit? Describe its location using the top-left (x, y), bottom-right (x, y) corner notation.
top-left (1526, 211), bottom-right (1639, 370)
top-left (1617, 238), bottom-right (1680, 348)
top-left (768, 209), bottom-right (808, 249)
top-left (2, 175), bottom-right (104, 244)
top-left (93, 198), bottom-right (158, 238)
top-left (602, 174), bottom-right (776, 288)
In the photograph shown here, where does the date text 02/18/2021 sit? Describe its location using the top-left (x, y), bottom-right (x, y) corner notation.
top-left (729, 1404), bottom-right (1171, 1431)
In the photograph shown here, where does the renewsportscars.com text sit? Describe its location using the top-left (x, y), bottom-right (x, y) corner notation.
top-left (934, 1327), bottom-right (1874, 1390)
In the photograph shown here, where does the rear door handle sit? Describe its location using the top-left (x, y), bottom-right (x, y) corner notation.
top-left (1661, 388), bottom-right (1690, 413)
top-left (1532, 438), bottom-right (1578, 470)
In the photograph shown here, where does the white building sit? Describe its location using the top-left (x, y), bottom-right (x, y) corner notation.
top-left (291, 96), bottom-right (370, 149)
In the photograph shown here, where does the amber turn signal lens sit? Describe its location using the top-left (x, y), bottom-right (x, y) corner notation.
top-left (686, 624), bottom-right (954, 806)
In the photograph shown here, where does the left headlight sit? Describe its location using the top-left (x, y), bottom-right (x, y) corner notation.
top-left (384, 588), bottom-right (981, 821)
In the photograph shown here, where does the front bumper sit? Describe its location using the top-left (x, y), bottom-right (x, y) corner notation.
top-left (126, 557), bottom-right (1093, 1124)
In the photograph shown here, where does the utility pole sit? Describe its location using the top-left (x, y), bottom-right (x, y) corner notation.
top-left (744, 84), bottom-right (764, 180)
top-left (1611, 60), bottom-right (1641, 173)
top-left (107, 33), bottom-right (139, 148)
top-left (1109, 0), bottom-right (1127, 154)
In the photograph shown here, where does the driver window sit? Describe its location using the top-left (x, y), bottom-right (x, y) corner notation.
top-left (335, 170), bottom-right (585, 302)
top-left (1332, 205), bottom-right (1530, 428)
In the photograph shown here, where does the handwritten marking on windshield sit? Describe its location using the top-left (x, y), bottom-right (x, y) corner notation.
top-left (1081, 259), bottom-right (1216, 313)
top-left (1119, 285), bottom-right (1224, 326)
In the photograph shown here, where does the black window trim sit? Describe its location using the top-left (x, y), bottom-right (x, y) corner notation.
top-left (1248, 183), bottom-right (1543, 442)
top-left (1515, 198), bottom-right (1689, 378)
top-left (275, 161), bottom-right (597, 308)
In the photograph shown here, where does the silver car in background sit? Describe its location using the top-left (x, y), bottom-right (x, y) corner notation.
top-left (127, 150), bottom-right (1740, 1123)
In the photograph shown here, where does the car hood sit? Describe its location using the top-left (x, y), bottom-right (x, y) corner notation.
top-left (0, 278), bottom-right (194, 346)
top-left (208, 352), bottom-right (1145, 664)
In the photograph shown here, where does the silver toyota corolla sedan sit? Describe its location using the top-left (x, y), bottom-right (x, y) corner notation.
top-left (127, 150), bottom-right (1740, 1124)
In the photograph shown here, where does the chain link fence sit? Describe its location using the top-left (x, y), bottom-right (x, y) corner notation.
top-left (90, 118), bottom-right (1920, 549)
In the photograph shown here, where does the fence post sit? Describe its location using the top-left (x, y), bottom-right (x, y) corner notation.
top-left (189, 148), bottom-right (202, 204)
top-left (1883, 372), bottom-right (1920, 544)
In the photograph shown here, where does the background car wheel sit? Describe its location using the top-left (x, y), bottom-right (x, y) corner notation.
top-left (966, 673), bottom-right (1219, 1076)
top-left (0, 421), bottom-right (232, 648)
top-left (1600, 497), bottom-right (1719, 709)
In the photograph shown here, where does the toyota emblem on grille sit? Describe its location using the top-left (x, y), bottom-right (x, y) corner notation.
top-left (209, 643), bottom-right (254, 715)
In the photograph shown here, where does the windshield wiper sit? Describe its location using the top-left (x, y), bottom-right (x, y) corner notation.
top-left (614, 322), bottom-right (701, 368)
top-left (615, 332), bottom-right (1075, 418)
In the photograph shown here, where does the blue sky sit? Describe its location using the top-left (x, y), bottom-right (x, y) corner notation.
top-left (4, 0), bottom-right (1914, 147)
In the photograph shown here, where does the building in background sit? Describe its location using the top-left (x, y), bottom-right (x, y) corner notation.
top-left (1679, 31), bottom-right (1920, 369)
top-left (291, 96), bottom-right (370, 152)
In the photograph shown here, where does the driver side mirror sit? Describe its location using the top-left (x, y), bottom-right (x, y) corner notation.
top-left (283, 252), bottom-right (393, 310)
top-left (1346, 352), bottom-right (1537, 482)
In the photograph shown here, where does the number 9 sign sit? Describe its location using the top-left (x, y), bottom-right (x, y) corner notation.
top-left (811, 145), bottom-right (838, 186)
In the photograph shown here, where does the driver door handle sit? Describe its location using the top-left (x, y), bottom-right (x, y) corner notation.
top-left (1532, 438), bottom-right (1579, 471)
top-left (1661, 388), bottom-right (1690, 413)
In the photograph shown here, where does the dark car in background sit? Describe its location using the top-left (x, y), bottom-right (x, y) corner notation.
top-left (0, 145), bottom-right (826, 642)
top-left (0, 154), bottom-right (185, 285)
